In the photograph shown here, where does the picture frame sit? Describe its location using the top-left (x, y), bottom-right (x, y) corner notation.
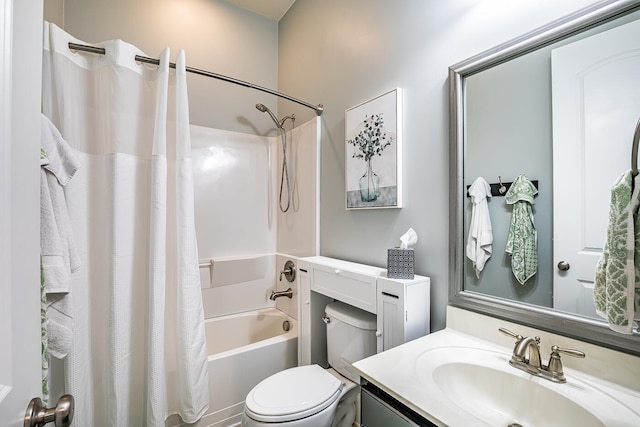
top-left (345, 88), bottom-right (402, 209)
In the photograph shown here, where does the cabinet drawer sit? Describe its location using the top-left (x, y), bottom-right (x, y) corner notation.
top-left (311, 265), bottom-right (377, 314)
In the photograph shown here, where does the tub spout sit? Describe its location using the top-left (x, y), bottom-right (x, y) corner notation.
top-left (269, 288), bottom-right (293, 301)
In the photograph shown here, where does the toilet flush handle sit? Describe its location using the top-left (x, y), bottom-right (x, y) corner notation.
top-left (322, 316), bottom-right (331, 324)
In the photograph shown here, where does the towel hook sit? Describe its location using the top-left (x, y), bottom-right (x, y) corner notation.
top-left (632, 117), bottom-right (640, 176)
top-left (498, 176), bottom-right (507, 195)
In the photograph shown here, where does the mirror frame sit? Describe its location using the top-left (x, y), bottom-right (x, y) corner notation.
top-left (449, 0), bottom-right (640, 356)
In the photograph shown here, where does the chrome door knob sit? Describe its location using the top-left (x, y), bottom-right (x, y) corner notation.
top-left (24, 394), bottom-right (74, 427)
top-left (557, 261), bottom-right (570, 271)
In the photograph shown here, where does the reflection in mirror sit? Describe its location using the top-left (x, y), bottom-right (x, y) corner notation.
top-left (450, 0), bottom-right (640, 355)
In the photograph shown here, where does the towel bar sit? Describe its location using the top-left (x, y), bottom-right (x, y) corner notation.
top-left (466, 180), bottom-right (539, 198)
top-left (198, 259), bottom-right (213, 269)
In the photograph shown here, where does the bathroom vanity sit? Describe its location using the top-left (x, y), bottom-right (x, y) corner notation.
top-left (297, 256), bottom-right (431, 368)
top-left (353, 307), bottom-right (640, 427)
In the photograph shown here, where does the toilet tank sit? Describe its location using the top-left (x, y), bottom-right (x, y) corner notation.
top-left (325, 301), bottom-right (377, 383)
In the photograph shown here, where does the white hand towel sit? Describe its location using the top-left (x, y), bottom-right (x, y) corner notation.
top-left (41, 114), bottom-right (79, 185)
top-left (40, 115), bottom-right (81, 358)
top-left (466, 177), bottom-right (493, 278)
top-left (41, 168), bottom-right (75, 359)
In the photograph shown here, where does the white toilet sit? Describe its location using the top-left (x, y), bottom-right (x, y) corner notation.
top-left (241, 301), bottom-right (378, 427)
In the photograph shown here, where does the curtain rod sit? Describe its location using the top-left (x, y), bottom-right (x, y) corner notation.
top-left (68, 42), bottom-right (324, 116)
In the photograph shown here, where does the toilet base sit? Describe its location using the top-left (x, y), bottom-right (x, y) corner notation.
top-left (326, 368), bottom-right (359, 427)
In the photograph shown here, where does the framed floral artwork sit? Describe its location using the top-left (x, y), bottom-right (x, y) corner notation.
top-left (345, 88), bottom-right (402, 209)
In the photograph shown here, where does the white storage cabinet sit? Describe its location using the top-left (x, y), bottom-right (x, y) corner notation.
top-left (298, 256), bottom-right (430, 366)
top-left (376, 276), bottom-right (430, 352)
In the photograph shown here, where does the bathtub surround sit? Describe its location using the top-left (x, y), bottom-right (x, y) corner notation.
top-left (177, 120), bottom-right (315, 425)
top-left (199, 254), bottom-right (277, 318)
top-left (42, 24), bottom-right (209, 426)
top-left (192, 119), bottom-right (320, 320)
top-left (277, 118), bottom-right (321, 257)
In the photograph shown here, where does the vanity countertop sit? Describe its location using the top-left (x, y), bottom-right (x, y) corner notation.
top-left (353, 328), bottom-right (498, 426)
top-left (352, 327), bottom-right (640, 427)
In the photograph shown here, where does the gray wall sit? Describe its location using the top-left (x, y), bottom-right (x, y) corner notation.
top-left (63, 0), bottom-right (280, 135)
top-left (278, 0), bottom-right (597, 331)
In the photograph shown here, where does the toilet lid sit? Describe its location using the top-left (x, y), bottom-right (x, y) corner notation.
top-left (245, 364), bottom-right (342, 422)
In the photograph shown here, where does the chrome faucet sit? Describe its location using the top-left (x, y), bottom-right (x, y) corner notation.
top-left (269, 287), bottom-right (293, 301)
top-left (500, 328), bottom-right (541, 374)
top-left (512, 336), bottom-right (542, 369)
top-left (499, 328), bottom-right (585, 383)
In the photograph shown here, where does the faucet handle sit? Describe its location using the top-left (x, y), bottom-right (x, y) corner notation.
top-left (546, 345), bottom-right (586, 383)
top-left (498, 327), bottom-right (523, 342)
top-left (279, 260), bottom-right (296, 282)
top-left (551, 345), bottom-right (586, 359)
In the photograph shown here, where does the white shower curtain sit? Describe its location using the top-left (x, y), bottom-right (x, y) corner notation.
top-left (42, 23), bottom-right (209, 426)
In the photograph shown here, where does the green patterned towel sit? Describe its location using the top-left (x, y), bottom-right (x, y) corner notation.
top-left (40, 147), bottom-right (50, 402)
top-left (505, 174), bottom-right (538, 285)
top-left (594, 171), bottom-right (640, 334)
top-left (40, 256), bottom-right (50, 404)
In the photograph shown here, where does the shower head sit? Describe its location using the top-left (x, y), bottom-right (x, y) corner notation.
top-left (255, 103), bottom-right (281, 129)
top-left (255, 102), bottom-right (297, 213)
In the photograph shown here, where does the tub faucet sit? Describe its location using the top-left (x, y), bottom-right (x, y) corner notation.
top-left (269, 287), bottom-right (293, 301)
top-left (279, 260), bottom-right (296, 282)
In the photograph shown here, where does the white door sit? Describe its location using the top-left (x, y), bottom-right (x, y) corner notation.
top-left (551, 18), bottom-right (640, 317)
top-left (0, 0), bottom-right (47, 426)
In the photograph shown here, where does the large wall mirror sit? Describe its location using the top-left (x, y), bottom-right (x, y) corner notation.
top-left (449, 0), bottom-right (640, 355)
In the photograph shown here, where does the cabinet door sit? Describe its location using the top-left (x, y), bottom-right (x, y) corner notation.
top-left (361, 389), bottom-right (419, 427)
top-left (298, 266), bottom-right (311, 365)
top-left (376, 279), bottom-right (406, 352)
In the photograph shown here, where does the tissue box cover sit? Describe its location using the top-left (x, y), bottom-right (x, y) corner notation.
top-left (387, 248), bottom-right (414, 279)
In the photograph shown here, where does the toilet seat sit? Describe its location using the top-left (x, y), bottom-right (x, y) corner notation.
top-left (245, 365), bottom-right (343, 423)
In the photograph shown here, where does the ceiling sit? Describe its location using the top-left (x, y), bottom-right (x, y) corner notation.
top-left (226, 0), bottom-right (297, 21)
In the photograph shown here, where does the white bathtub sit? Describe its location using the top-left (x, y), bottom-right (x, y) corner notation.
top-left (184, 308), bottom-right (298, 427)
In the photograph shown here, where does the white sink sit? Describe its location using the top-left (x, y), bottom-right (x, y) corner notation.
top-left (415, 346), bottom-right (640, 427)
